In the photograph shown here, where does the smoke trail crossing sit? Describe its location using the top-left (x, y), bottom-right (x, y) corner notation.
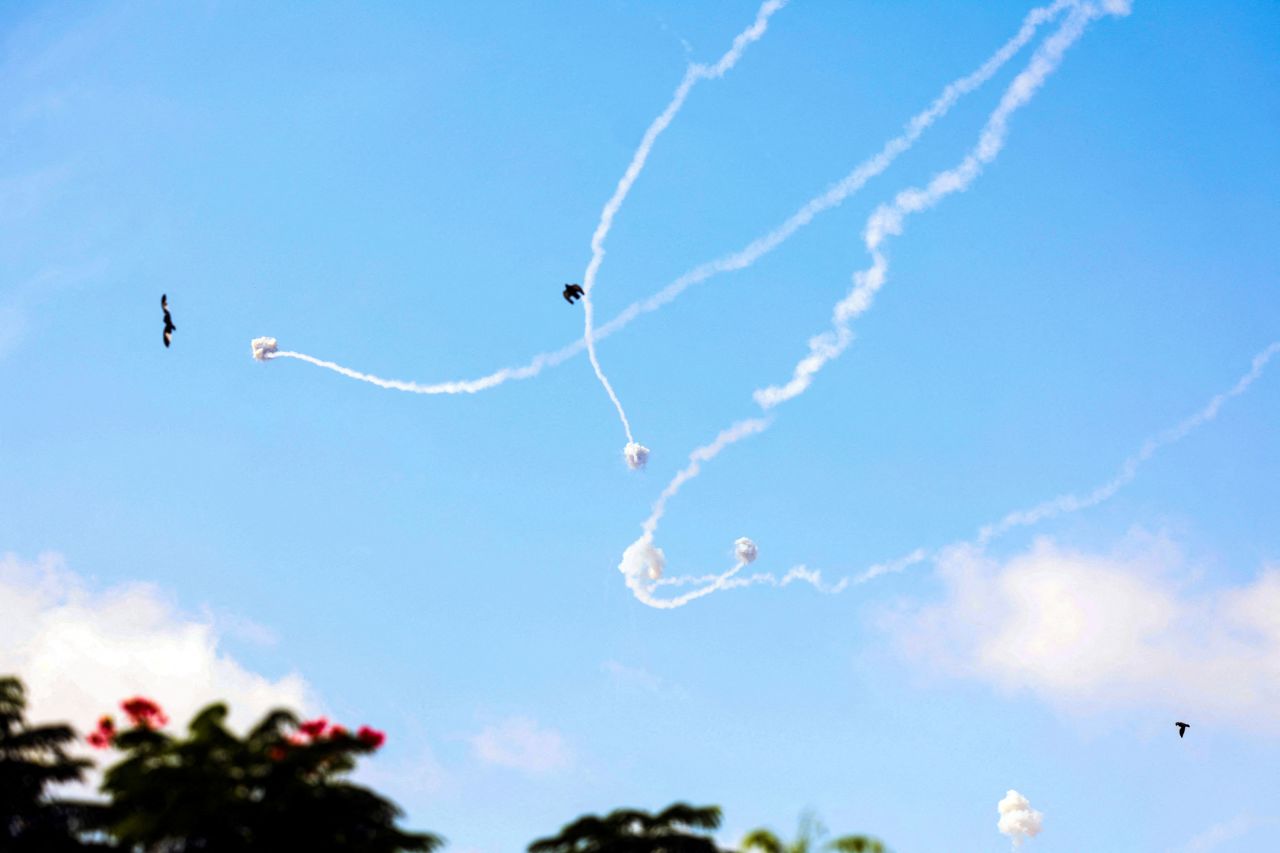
top-left (580, 0), bottom-right (788, 466)
top-left (617, 417), bottom-right (770, 608)
top-left (252, 0), bottom-right (1069, 408)
top-left (754, 0), bottom-right (1103, 409)
top-left (622, 1), bottom-right (1129, 608)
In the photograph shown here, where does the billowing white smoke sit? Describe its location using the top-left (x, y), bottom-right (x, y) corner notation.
top-left (624, 442), bottom-right (651, 470)
top-left (250, 336), bottom-right (278, 361)
top-left (734, 537), bottom-right (758, 563)
top-left (997, 790), bottom-right (1044, 847)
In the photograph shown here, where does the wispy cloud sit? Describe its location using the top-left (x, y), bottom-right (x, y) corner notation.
top-left (1172, 814), bottom-right (1275, 853)
top-left (886, 533), bottom-right (1280, 733)
top-left (470, 717), bottom-right (571, 775)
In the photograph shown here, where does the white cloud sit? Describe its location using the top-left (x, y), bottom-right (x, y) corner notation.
top-left (470, 717), bottom-right (570, 775)
top-left (888, 535), bottom-right (1280, 732)
top-left (602, 659), bottom-right (663, 693)
top-left (0, 551), bottom-right (316, 739)
top-left (1173, 814), bottom-right (1274, 853)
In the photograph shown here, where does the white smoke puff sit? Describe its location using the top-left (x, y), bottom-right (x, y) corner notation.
top-left (1100, 0), bottom-right (1132, 15)
top-left (624, 442), bottom-right (650, 470)
top-left (998, 790), bottom-right (1044, 848)
top-left (734, 537), bottom-right (758, 564)
top-left (620, 536), bottom-right (666, 582)
top-left (251, 337), bottom-right (279, 361)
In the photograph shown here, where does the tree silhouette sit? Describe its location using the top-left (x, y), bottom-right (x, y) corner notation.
top-left (99, 699), bottom-right (441, 852)
top-left (529, 802), bottom-right (724, 853)
top-left (0, 676), bottom-right (108, 851)
top-left (741, 811), bottom-right (886, 853)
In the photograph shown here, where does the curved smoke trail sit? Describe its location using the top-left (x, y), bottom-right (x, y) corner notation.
top-left (253, 0), bottom-right (1069, 404)
top-left (624, 0), bottom-right (1128, 608)
top-left (676, 341), bottom-right (1280, 599)
top-left (580, 0), bottom-right (789, 464)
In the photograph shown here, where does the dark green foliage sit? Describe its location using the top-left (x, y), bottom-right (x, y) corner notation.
top-left (100, 702), bottom-right (442, 853)
top-left (741, 811), bottom-right (887, 853)
top-left (0, 676), bottom-right (109, 851)
top-left (529, 802), bottom-right (724, 853)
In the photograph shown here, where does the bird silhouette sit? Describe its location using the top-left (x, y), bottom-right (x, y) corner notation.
top-left (161, 294), bottom-right (176, 348)
top-left (563, 283), bottom-right (584, 304)
top-left (1175, 721), bottom-right (1190, 738)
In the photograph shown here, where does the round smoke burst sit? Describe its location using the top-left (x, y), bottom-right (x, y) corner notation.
top-left (734, 537), bottom-right (758, 564)
top-left (251, 337), bottom-right (279, 361)
top-left (623, 442), bottom-right (650, 470)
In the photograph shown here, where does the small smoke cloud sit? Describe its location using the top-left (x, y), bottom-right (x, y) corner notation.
top-left (624, 442), bottom-right (651, 470)
top-left (998, 790), bottom-right (1044, 847)
top-left (251, 336), bottom-right (278, 361)
top-left (734, 537), bottom-right (758, 564)
top-left (620, 536), bottom-right (666, 583)
top-left (1100, 0), bottom-right (1132, 16)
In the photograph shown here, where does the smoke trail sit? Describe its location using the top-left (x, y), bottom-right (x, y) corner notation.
top-left (580, 0), bottom-right (788, 459)
top-left (974, 340), bottom-right (1280, 545)
top-left (617, 417), bottom-right (770, 608)
top-left (256, 0), bottom-right (1068, 402)
top-left (682, 340), bottom-right (1280, 599)
top-left (621, 3), bottom-right (1111, 608)
top-left (754, 0), bottom-right (1106, 410)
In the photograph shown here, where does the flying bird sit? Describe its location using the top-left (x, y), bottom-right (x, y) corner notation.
top-left (562, 283), bottom-right (584, 304)
top-left (1175, 721), bottom-right (1190, 738)
top-left (161, 294), bottom-right (176, 348)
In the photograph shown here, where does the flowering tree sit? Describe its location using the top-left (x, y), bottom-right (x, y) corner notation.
top-left (92, 697), bottom-right (440, 852)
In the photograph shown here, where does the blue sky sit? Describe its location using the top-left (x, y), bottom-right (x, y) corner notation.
top-left (2, 1), bottom-right (1279, 850)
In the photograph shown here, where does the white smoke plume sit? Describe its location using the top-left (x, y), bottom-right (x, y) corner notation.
top-left (580, 0), bottom-right (787, 459)
top-left (998, 790), bottom-right (1044, 847)
top-left (754, 0), bottom-right (1105, 410)
top-left (734, 537), bottom-right (758, 564)
top-left (623, 2), bottom-right (1115, 608)
top-left (250, 336), bottom-right (278, 361)
top-left (257, 0), bottom-right (1067, 401)
top-left (624, 442), bottom-right (651, 471)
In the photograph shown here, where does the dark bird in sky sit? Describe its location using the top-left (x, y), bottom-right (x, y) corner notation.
top-left (1175, 721), bottom-right (1190, 738)
top-left (563, 283), bottom-right (584, 304)
top-left (161, 294), bottom-right (176, 348)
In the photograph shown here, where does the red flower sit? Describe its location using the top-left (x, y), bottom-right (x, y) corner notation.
top-left (121, 697), bottom-right (168, 729)
top-left (356, 726), bottom-right (385, 749)
top-left (87, 715), bottom-right (117, 749)
top-left (298, 717), bottom-right (329, 740)
top-left (329, 725), bottom-right (349, 738)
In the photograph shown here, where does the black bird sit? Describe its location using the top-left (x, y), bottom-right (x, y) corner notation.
top-left (1175, 721), bottom-right (1190, 738)
top-left (563, 283), bottom-right (584, 305)
top-left (161, 294), bottom-right (176, 348)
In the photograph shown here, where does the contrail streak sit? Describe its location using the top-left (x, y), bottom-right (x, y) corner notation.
top-left (623, 1), bottom-right (1123, 608)
top-left (254, 0), bottom-right (1069, 400)
top-left (754, 0), bottom-right (1100, 409)
top-left (580, 0), bottom-right (789, 456)
top-left (696, 340), bottom-right (1280, 598)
